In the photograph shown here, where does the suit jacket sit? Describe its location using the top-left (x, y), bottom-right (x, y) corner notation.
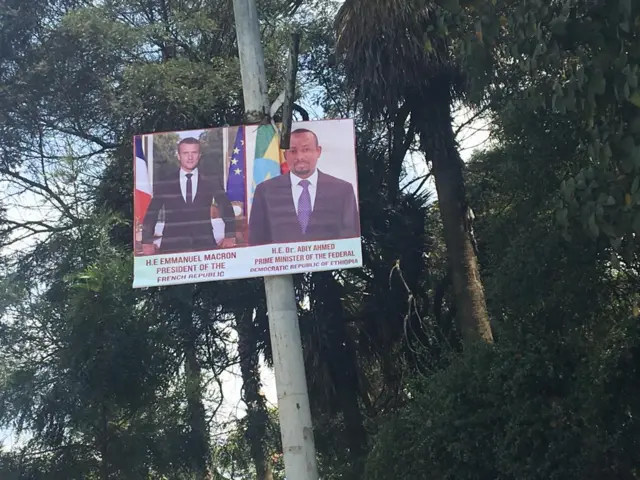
top-left (248, 170), bottom-right (360, 245)
top-left (142, 169), bottom-right (236, 254)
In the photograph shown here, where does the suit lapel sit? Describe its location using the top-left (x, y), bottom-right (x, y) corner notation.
top-left (169, 171), bottom-right (185, 207)
top-left (281, 174), bottom-right (298, 223)
top-left (309, 170), bottom-right (328, 230)
top-left (193, 173), bottom-right (206, 206)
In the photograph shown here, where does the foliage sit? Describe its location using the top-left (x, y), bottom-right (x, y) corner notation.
top-left (460, 0), bottom-right (640, 259)
top-left (365, 22), bottom-right (640, 474)
top-left (0, 0), bottom-right (291, 477)
top-left (366, 319), bottom-right (640, 480)
top-left (0, 220), bottom-right (196, 479)
top-left (3, 0), bottom-right (640, 479)
top-left (335, 0), bottom-right (494, 345)
top-left (211, 409), bottom-right (284, 480)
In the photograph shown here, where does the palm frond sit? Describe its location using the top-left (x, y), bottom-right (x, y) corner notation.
top-left (335, 0), bottom-right (463, 116)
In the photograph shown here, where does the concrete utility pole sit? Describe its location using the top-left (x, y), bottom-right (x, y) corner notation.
top-left (231, 1), bottom-right (320, 479)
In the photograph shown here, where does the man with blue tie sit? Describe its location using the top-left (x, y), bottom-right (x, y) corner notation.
top-left (141, 137), bottom-right (236, 254)
top-left (248, 128), bottom-right (360, 246)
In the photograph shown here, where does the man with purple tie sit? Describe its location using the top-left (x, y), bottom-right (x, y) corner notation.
top-left (248, 128), bottom-right (360, 246)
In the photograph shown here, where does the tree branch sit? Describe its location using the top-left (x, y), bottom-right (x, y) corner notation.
top-left (453, 104), bottom-right (491, 139)
top-left (45, 124), bottom-right (118, 150)
top-left (0, 167), bottom-right (81, 223)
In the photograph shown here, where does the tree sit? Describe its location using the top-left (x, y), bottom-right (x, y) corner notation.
top-left (365, 93), bottom-right (640, 480)
top-left (0, 220), bottom-right (192, 479)
top-left (464, 0), bottom-right (640, 261)
top-left (333, 0), bottom-right (493, 344)
top-left (211, 408), bottom-right (284, 480)
top-left (0, 0), bottom-right (294, 477)
top-left (234, 301), bottom-right (274, 480)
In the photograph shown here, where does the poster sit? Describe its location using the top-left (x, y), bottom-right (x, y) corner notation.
top-left (132, 119), bottom-right (362, 288)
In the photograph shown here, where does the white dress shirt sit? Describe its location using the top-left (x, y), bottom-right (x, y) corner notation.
top-left (290, 170), bottom-right (318, 214)
top-left (179, 168), bottom-right (199, 203)
top-left (155, 168), bottom-right (226, 248)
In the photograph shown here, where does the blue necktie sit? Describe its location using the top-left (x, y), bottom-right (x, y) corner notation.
top-left (297, 180), bottom-right (312, 234)
top-left (186, 173), bottom-right (193, 204)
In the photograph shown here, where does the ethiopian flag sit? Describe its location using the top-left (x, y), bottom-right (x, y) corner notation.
top-left (252, 124), bottom-right (287, 196)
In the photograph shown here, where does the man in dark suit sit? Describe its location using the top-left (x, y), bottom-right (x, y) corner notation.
top-left (248, 128), bottom-right (360, 245)
top-left (141, 137), bottom-right (236, 254)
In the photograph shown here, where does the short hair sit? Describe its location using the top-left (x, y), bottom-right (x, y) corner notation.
top-left (290, 128), bottom-right (319, 147)
top-left (177, 137), bottom-right (201, 151)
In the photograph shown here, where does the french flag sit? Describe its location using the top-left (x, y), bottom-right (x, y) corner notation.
top-left (134, 136), bottom-right (152, 223)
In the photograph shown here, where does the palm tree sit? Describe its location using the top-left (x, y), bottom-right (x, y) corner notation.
top-left (334, 0), bottom-right (493, 344)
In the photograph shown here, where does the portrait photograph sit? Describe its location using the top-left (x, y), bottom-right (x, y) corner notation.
top-left (133, 126), bottom-right (248, 256)
top-left (245, 118), bottom-right (360, 246)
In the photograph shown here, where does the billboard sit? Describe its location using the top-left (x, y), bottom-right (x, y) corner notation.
top-left (132, 119), bottom-right (362, 288)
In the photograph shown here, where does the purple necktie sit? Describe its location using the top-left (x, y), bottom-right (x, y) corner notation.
top-left (297, 180), bottom-right (312, 234)
top-left (186, 173), bottom-right (193, 204)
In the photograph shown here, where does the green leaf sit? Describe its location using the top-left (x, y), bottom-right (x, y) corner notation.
top-left (622, 154), bottom-right (635, 173)
top-left (629, 91), bottom-right (640, 107)
top-left (424, 38), bottom-right (433, 53)
top-left (601, 221), bottom-right (616, 237)
top-left (634, 147), bottom-right (640, 168)
top-left (605, 195), bottom-right (616, 206)
top-left (585, 166), bottom-right (595, 181)
top-left (588, 213), bottom-right (599, 237)
top-left (564, 177), bottom-right (575, 201)
top-left (619, 0), bottom-right (631, 17)
top-left (556, 207), bottom-right (569, 226)
top-left (550, 17), bottom-right (567, 36)
top-left (624, 238), bottom-right (635, 263)
top-left (633, 212), bottom-right (640, 235)
top-left (621, 135), bottom-right (636, 153)
top-left (441, 0), bottom-right (460, 12)
top-left (594, 75), bottom-right (606, 95)
top-left (611, 252), bottom-right (621, 269)
top-left (610, 234), bottom-right (623, 249)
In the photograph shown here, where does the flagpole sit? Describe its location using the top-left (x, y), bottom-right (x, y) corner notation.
top-left (231, 0), bottom-right (320, 478)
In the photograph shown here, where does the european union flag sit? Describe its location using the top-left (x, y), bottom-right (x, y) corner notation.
top-left (226, 126), bottom-right (246, 208)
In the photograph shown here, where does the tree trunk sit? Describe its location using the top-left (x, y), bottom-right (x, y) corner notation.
top-left (387, 102), bottom-right (412, 204)
top-left (235, 306), bottom-right (273, 480)
top-left (180, 287), bottom-right (211, 480)
top-left (337, 336), bottom-right (367, 475)
top-left (315, 272), bottom-right (368, 471)
top-left (413, 86), bottom-right (493, 345)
